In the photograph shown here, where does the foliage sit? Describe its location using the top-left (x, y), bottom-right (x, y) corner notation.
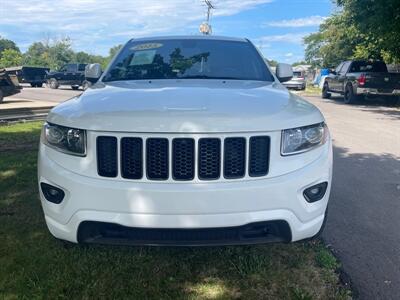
top-left (0, 49), bottom-right (23, 68)
top-left (292, 61), bottom-right (308, 67)
top-left (109, 44), bottom-right (123, 59)
top-left (304, 0), bottom-right (400, 67)
top-left (23, 42), bottom-right (48, 67)
top-left (266, 59), bottom-right (278, 67)
top-left (337, 0), bottom-right (400, 63)
top-left (0, 37), bottom-right (20, 59)
top-left (1, 36), bottom-right (121, 71)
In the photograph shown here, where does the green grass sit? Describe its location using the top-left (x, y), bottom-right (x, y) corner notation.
top-left (304, 85), bottom-right (322, 95)
top-left (0, 121), bottom-right (351, 299)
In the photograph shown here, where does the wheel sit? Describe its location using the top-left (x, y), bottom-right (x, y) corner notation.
top-left (71, 85), bottom-right (79, 90)
top-left (343, 84), bottom-right (359, 104)
top-left (49, 78), bottom-right (59, 89)
top-left (30, 83), bottom-right (36, 87)
top-left (36, 83), bottom-right (43, 88)
top-left (385, 96), bottom-right (399, 106)
top-left (0, 89), bottom-right (4, 103)
top-left (322, 82), bottom-right (331, 99)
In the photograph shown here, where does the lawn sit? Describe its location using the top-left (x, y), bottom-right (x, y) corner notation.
top-left (0, 121), bottom-right (350, 299)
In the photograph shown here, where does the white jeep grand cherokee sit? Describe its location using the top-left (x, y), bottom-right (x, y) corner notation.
top-left (38, 36), bottom-right (332, 245)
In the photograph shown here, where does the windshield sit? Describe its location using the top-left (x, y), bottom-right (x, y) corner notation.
top-left (293, 71), bottom-right (303, 78)
top-left (350, 61), bottom-right (388, 73)
top-left (103, 39), bottom-right (274, 82)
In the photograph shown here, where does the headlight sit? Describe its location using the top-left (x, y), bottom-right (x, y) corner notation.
top-left (42, 123), bottom-right (86, 156)
top-left (281, 123), bottom-right (328, 156)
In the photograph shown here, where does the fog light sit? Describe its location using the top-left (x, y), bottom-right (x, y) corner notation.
top-left (303, 182), bottom-right (328, 203)
top-left (40, 183), bottom-right (65, 204)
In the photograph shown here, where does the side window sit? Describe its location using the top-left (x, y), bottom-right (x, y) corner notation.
top-left (60, 65), bottom-right (67, 72)
top-left (66, 64), bottom-right (77, 72)
top-left (335, 63), bottom-right (344, 74)
top-left (78, 64), bottom-right (86, 71)
top-left (340, 61), bottom-right (351, 74)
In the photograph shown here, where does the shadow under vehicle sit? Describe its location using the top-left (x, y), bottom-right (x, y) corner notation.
top-left (0, 68), bottom-right (22, 103)
top-left (6, 66), bottom-right (50, 87)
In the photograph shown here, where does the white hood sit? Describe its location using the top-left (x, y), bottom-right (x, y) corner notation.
top-left (47, 80), bottom-right (324, 133)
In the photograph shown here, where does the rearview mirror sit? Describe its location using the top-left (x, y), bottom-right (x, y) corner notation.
top-left (85, 63), bottom-right (102, 81)
top-left (276, 63), bottom-right (293, 82)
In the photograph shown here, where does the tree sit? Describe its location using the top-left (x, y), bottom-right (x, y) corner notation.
top-left (0, 37), bottom-right (20, 59)
top-left (23, 42), bottom-right (49, 66)
top-left (292, 61), bottom-right (308, 67)
top-left (266, 59), bottom-right (278, 67)
top-left (304, 13), bottom-right (362, 67)
top-left (47, 38), bottom-right (75, 70)
top-left (305, 0), bottom-right (400, 66)
top-left (109, 44), bottom-right (123, 59)
top-left (337, 0), bottom-right (400, 63)
top-left (0, 49), bottom-right (23, 68)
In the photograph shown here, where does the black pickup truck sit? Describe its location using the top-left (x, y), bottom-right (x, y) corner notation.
top-left (322, 60), bottom-right (400, 105)
top-left (6, 66), bottom-right (49, 87)
top-left (45, 63), bottom-right (87, 90)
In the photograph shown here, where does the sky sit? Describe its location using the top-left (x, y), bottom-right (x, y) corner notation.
top-left (0, 0), bottom-right (335, 63)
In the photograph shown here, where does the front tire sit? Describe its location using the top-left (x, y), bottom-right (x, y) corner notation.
top-left (48, 78), bottom-right (59, 89)
top-left (343, 84), bottom-right (359, 104)
top-left (71, 85), bottom-right (79, 90)
top-left (322, 83), bottom-right (331, 99)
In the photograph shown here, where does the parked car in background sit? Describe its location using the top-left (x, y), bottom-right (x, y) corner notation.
top-left (322, 60), bottom-right (400, 105)
top-left (0, 68), bottom-right (22, 103)
top-left (45, 63), bottom-right (87, 90)
top-left (38, 36), bottom-right (332, 246)
top-left (5, 66), bottom-right (49, 87)
top-left (282, 70), bottom-right (306, 90)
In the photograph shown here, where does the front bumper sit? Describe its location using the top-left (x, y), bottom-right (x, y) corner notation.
top-left (38, 141), bottom-right (332, 244)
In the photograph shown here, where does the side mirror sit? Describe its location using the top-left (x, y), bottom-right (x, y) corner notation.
top-left (276, 63), bottom-right (293, 82)
top-left (85, 63), bottom-right (102, 82)
top-left (331, 70), bottom-right (337, 75)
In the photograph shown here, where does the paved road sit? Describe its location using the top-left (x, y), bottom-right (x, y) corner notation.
top-left (303, 94), bottom-right (400, 299)
top-left (7, 84), bottom-right (81, 103)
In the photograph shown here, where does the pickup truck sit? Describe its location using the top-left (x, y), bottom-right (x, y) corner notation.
top-left (322, 60), bottom-right (400, 105)
top-left (38, 36), bottom-right (332, 246)
top-left (45, 63), bottom-right (87, 90)
top-left (6, 66), bottom-right (49, 87)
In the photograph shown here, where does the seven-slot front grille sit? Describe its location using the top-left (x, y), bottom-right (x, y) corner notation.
top-left (96, 135), bottom-right (270, 181)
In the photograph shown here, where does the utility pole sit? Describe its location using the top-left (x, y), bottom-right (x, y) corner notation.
top-left (205, 0), bottom-right (214, 24)
top-left (199, 0), bottom-right (214, 35)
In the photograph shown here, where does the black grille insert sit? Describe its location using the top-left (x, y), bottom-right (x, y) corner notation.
top-left (249, 136), bottom-right (270, 177)
top-left (198, 138), bottom-right (221, 180)
top-left (78, 220), bottom-right (292, 245)
top-left (121, 137), bottom-right (143, 179)
top-left (173, 138), bottom-right (195, 181)
top-left (97, 136), bottom-right (118, 177)
top-left (224, 137), bottom-right (246, 179)
top-left (146, 138), bottom-right (169, 180)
